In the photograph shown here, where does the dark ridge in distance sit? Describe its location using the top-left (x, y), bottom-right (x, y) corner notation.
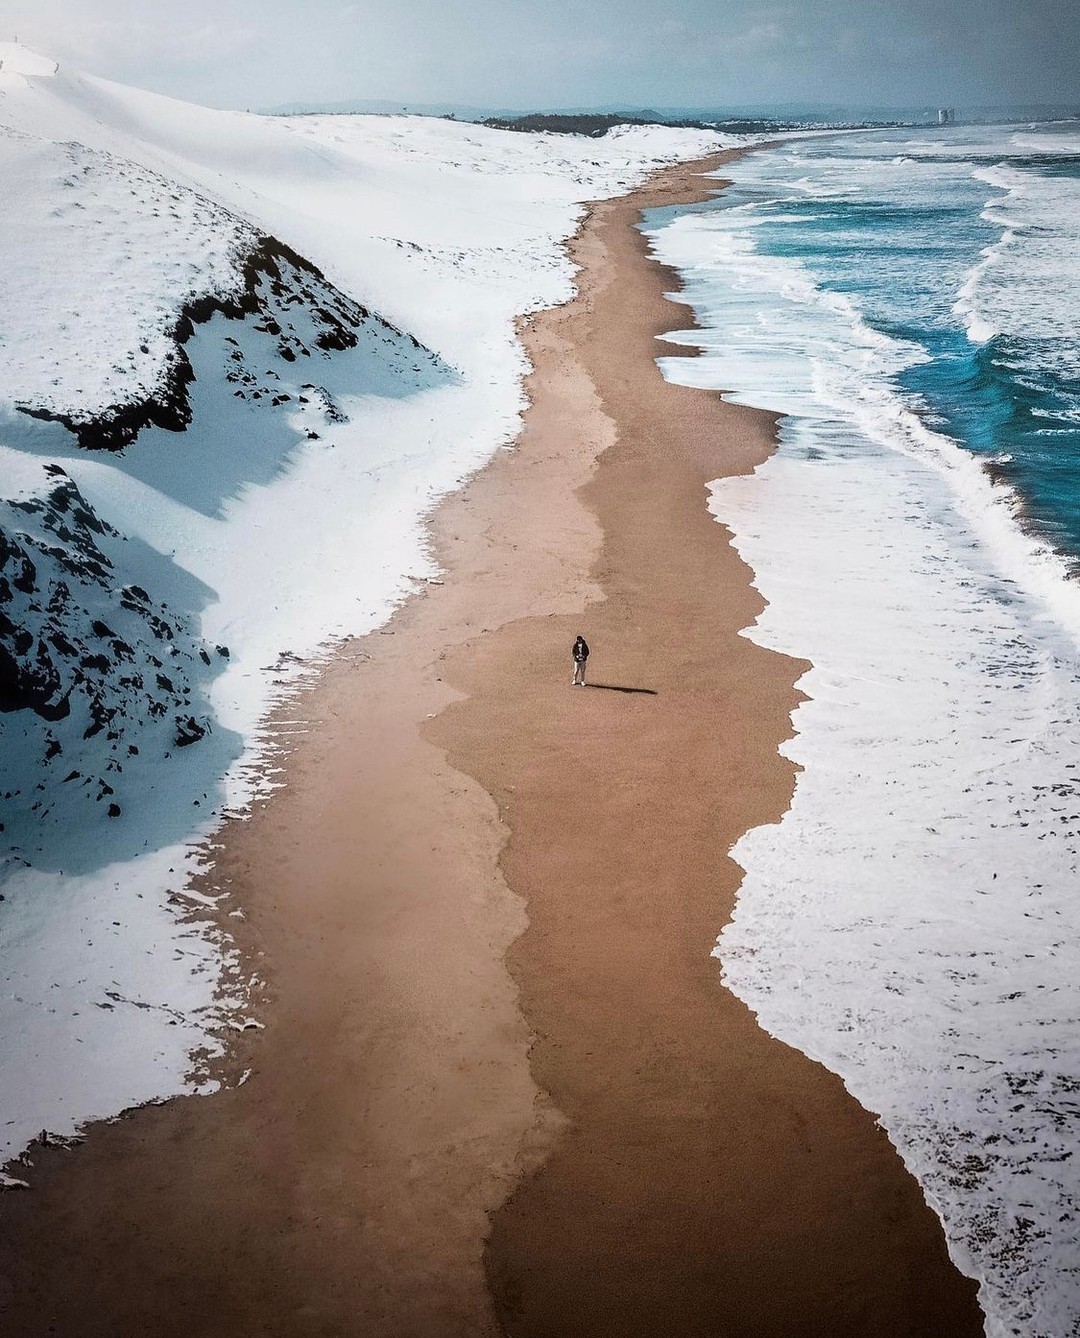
top-left (478, 112), bottom-right (912, 137)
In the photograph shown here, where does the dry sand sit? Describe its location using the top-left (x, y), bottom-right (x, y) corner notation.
top-left (0, 152), bottom-right (983, 1337)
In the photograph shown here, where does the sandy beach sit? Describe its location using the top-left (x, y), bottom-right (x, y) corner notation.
top-left (0, 151), bottom-right (983, 1336)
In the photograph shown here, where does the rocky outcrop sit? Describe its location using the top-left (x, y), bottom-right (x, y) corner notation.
top-left (0, 468), bottom-right (215, 740)
top-left (17, 237), bottom-right (435, 452)
top-left (0, 466), bottom-right (224, 854)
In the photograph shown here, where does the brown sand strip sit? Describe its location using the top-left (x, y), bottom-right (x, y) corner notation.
top-left (432, 159), bottom-right (984, 1337)
top-left (0, 154), bottom-right (981, 1337)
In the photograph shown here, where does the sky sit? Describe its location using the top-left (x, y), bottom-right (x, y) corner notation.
top-left (3, 0), bottom-right (1079, 113)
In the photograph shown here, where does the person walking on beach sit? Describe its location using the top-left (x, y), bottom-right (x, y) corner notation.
top-left (571, 634), bottom-right (589, 687)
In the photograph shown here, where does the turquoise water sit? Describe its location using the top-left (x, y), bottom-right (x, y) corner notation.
top-left (688, 124), bottom-right (1080, 558)
top-left (645, 127), bottom-right (1080, 1336)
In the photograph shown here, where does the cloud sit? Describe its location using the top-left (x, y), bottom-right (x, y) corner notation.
top-left (726, 20), bottom-right (787, 52)
top-left (2, 0), bottom-right (1076, 113)
top-left (3, 0), bottom-right (257, 77)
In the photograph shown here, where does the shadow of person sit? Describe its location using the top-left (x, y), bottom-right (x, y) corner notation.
top-left (583, 683), bottom-right (658, 695)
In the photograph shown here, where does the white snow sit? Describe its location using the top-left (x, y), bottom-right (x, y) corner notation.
top-left (0, 43), bottom-right (746, 1167)
top-left (0, 42), bottom-right (58, 83)
top-left (0, 128), bottom-right (255, 422)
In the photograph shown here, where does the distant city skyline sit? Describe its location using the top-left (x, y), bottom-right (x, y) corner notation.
top-left (4, 0), bottom-right (1078, 113)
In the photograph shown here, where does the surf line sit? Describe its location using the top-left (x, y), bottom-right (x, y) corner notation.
top-left (454, 151), bottom-right (987, 1337)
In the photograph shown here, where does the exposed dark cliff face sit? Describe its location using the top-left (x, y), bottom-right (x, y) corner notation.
top-left (0, 469), bottom-right (214, 742)
top-left (0, 465), bottom-right (232, 868)
top-left (16, 236), bottom-right (435, 453)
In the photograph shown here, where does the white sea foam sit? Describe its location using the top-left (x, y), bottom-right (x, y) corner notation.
top-left (649, 134), bottom-right (1080, 1336)
top-left (712, 428), bottom-right (1080, 1338)
top-left (955, 158), bottom-right (1080, 374)
top-left (1011, 129), bottom-right (1080, 158)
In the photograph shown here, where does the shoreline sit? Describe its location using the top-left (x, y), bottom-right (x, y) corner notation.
top-left (0, 150), bottom-right (981, 1335)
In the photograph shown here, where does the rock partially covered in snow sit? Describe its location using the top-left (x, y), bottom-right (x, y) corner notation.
top-left (0, 462), bottom-right (224, 870)
top-left (17, 231), bottom-right (440, 452)
top-left (0, 132), bottom-right (259, 437)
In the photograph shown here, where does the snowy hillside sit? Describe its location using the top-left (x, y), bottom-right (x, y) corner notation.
top-left (0, 123), bottom-right (440, 448)
top-left (0, 41), bottom-right (742, 1168)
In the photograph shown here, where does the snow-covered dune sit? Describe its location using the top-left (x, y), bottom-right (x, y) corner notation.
top-left (0, 42), bottom-right (741, 1168)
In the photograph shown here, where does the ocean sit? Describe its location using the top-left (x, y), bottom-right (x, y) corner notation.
top-left (646, 126), bottom-right (1080, 1337)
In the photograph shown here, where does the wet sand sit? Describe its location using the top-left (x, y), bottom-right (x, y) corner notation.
top-left (0, 152), bottom-right (983, 1336)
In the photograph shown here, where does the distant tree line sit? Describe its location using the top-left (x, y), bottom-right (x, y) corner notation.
top-left (479, 112), bottom-right (902, 137)
top-left (481, 113), bottom-right (709, 137)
